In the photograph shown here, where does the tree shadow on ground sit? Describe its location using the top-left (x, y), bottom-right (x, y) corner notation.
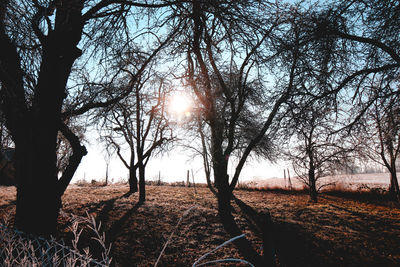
top-left (233, 195), bottom-right (334, 266)
top-left (57, 194), bottom-right (127, 237)
top-left (233, 195), bottom-right (396, 266)
top-left (232, 195), bottom-right (275, 262)
top-left (88, 199), bottom-right (143, 263)
top-left (106, 201), bottom-right (143, 243)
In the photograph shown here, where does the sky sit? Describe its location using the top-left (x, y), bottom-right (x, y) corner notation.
top-left (72, 132), bottom-right (288, 184)
top-left (72, 92), bottom-right (290, 185)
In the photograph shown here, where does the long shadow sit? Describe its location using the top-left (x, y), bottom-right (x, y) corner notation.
top-left (233, 195), bottom-right (336, 266)
top-left (322, 191), bottom-right (398, 208)
top-left (233, 195), bottom-right (270, 234)
top-left (272, 219), bottom-right (336, 267)
top-left (92, 197), bottom-right (121, 228)
top-left (85, 199), bottom-right (143, 264)
top-left (58, 194), bottom-right (126, 233)
top-left (106, 201), bottom-right (143, 243)
top-left (233, 195), bottom-right (398, 266)
top-left (233, 195), bottom-right (332, 266)
top-left (233, 195), bottom-right (276, 265)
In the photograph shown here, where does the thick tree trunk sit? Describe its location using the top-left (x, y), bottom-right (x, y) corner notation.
top-left (389, 168), bottom-right (400, 201)
top-left (307, 143), bottom-right (318, 202)
top-left (128, 151), bottom-right (138, 193)
top-left (129, 167), bottom-right (138, 193)
top-left (212, 146), bottom-right (269, 266)
top-left (14, 2), bottom-right (84, 235)
top-left (217, 188), bottom-right (267, 266)
top-left (386, 156), bottom-right (400, 201)
top-left (15, 128), bottom-right (60, 236)
top-left (126, 151), bottom-right (138, 194)
top-left (15, 46), bottom-right (66, 235)
top-left (138, 163), bottom-right (145, 203)
top-left (308, 168), bottom-right (317, 202)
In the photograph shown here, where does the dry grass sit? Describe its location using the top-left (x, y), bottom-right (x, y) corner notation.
top-left (0, 209), bottom-right (111, 266)
top-left (1, 184), bottom-right (400, 266)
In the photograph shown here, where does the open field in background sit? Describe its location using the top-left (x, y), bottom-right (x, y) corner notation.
top-left (250, 172), bottom-right (398, 191)
top-left (1, 180), bottom-right (400, 266)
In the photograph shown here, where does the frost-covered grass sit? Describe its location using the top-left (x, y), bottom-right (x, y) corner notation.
top-left (0, 212), bottom-right (111, 267)
top-left (1, 184), bottom-right (400, 266)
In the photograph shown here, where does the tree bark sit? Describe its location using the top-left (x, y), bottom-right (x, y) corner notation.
top-left (308, 168), bottom-right (317, 202)
top-left (217, 188), bottom-right (267, 266)
top-left (307, 137), bottom-right (318, 202)
top-left (15, 126), bottom-right (60, 235)
top-left (389, 158), bottom-right (400, 201)
top-left (129, 152), bottom-right (138, 193)
top-left (211, 129), bottom-right (269, 266)
top-left (13, 1), bottom-right (84, 235)
top-left (129, 167), bottom-right (138, 193)
top-left (138, 163), bottom-right (145, 203)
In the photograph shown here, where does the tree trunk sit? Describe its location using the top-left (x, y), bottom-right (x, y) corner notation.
top-left (15, 128), bottom-right (60, 236)
top-left (138, 163), bottom-right (145, 203)
top-left (217, 188), bottom-right (267, 266)
top-left (389, 160), bottom-right (400, 201)
top-left (308, 168), bottom-right (317, 202)
top-left (212, 143), bottom-right (268, 266)
top-left (307, 142), bottom-right (317, 202)
top-left (1, 0), bottom-right (85, 235)
top-left (128, 151), bottom-right (137, 193)
top-left (129, 167), bottom-right (138, 193)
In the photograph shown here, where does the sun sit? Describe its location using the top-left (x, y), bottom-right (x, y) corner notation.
top-left (168, 93), bottom-right (192, 117)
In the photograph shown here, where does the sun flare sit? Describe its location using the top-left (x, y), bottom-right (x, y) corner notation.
top-left (168, 93), bottom-right (192, 117)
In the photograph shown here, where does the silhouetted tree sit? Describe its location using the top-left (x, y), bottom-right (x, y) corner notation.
top-left (99, 71), bottom-right (174, 202)
top-left (355, 83), bottom-right (400, 201)
top-left (171, 1), bottom-right (302, 265)
top-left (0, 0), bottom-right (176, 235)
top-left (286, 103), bottom-right (354, 202)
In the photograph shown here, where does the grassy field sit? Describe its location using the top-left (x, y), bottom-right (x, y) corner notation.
top-left (1, 184), bottom-right (400, 266)
top-left (251, 172), bottom-right (397, 191)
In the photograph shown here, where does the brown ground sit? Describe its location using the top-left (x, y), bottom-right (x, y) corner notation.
top-left (1, 184), bottom-right (400, 266)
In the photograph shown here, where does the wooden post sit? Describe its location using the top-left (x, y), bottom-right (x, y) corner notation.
top-left (284, 169), bottom-right (287, 189)
top-left (158, 171), bottom-right (161, 186)
top-left (191, 169), bottom-right (197, 194)
top-left (187, 170), bottom-right (190, 187)
top-left (105, 163), bottom-right (109, 186)
top-left (287, 168), bottom-right (292, 190)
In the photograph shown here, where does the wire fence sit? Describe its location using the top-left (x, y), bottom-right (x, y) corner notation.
top-left (0, 213), bottom-right (111, 267)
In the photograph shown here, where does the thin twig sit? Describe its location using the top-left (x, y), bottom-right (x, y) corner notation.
top-left (154, 205), bottom-right (197, 267)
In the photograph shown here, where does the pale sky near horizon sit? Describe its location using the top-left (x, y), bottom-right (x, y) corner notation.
top-left (73, 136), bottom-right (288, 184)
top-left (72, 92), bottom-right (290, 185)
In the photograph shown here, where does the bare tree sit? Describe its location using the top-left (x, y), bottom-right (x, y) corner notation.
top-left (286, 104), bottom-right (354, 202)
top-left (172, 1), bottom-right (400, 263)
top-left (56, 119), bottom-right (86, 177)
top-left (167, 1), bottom-right (303, 265)
top-left (356, 83), bottom-right (400, 200)
top-left (307, 0), bottom-right (400, 118)
top-left (0, 0), bottom-right (176, 235)
top-left (312, 0), bottom-right (400, 200)
top-left (99, 71), bottom-right (174, 202)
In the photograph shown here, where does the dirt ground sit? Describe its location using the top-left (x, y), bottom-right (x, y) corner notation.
top-left (1, 184), bottom-right (400, 266)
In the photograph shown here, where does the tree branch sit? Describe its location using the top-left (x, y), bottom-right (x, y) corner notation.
top-left (57, 122), bottom-right (88, 197)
